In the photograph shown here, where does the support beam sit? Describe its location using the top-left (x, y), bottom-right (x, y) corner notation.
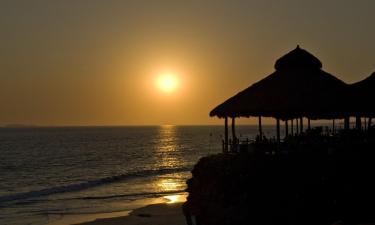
top-left (291, 119), bottom-right (294, 135)
top-left (344, 117), bottom-right (350, 130)
top-left (285, 120), bottom-right (289, 138)
top-left (296, 118), bottom-right (299, 135)
top-left (258, 116), bottom-right (263, 141)
top-left (276, 118), bottom-right (280, 143)
top-left (231, 117), bottom-right (236, 143)
top-left (300, 117), bottom-right (303, 133)
top-left (224, 117), bottom-right (228, 153)
top-left (369, 117), bottom-right (373, 128)
top-left (308, 119), bottom-right (311, 130)
top-left (332, 120), bottom-right (335, 134)
top-left (356, 116), bottom-right (362, 130)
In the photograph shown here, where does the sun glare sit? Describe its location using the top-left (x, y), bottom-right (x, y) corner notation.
top-left (157, 73), bottom-right (178, 93)
top-left (164, 195), bottom-right (179, 204)
top-left (164, 195), bottom-right (186, 204)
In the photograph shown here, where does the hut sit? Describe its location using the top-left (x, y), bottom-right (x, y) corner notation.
top-left (210, 46), bottom-right (348, 152)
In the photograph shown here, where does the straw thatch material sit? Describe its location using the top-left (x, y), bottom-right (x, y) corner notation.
top-left (349, 72), bottom-right (375, 117)
top-left (275, 45), bottom-right (322, 70)
top-left (210, 46), bottom-right (348, 120)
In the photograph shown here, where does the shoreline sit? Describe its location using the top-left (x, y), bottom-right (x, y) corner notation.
top-left (74, 202), bottom-right (185, 225)
top-left (47, 194), bottom-right (187, 225)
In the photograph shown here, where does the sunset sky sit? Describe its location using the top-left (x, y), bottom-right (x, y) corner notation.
top-left (1, 0), bottom-right (375, 126)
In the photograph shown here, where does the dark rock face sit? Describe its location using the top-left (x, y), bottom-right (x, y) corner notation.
top-left (183, 145), bottom-right (375, 225)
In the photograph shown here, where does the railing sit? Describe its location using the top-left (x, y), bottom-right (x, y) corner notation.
top-left (221, 126), bottom-right (375, 154)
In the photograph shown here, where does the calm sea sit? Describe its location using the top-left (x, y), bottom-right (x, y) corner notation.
top-left (0, 125), bottom-right (277, 225)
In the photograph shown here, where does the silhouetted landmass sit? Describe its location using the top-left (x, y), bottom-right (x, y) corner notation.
top-left (183, 128), bottom-right (375, 225)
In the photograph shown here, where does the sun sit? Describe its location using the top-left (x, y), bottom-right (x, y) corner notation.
top-left (157, 73), bottom-right (178, 93)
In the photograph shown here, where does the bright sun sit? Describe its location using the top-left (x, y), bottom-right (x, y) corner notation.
top-left (157, 73), bottom-right (178, 93)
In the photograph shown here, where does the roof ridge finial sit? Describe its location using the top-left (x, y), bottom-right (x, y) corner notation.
top-left (296, 44), bottom-right (300, 49)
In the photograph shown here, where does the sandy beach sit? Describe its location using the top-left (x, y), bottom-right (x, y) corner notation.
top-left (75, 202), bottom-right (185, 225)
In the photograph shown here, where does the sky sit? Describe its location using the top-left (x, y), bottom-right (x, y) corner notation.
top-left (1, 0), bottom-right (375, 126)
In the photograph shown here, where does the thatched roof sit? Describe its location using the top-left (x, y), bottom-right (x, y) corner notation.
top-left (349, 72), bottom-right (375, 117)
top-left (275, 45), bottom-right (322, 70)
top-left (210, 46), bottom-right (348, 120)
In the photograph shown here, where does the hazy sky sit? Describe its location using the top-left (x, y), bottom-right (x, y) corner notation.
top-left (1, 0), bottom-right (374, 126)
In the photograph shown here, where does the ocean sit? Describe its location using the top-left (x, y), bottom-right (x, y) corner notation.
top-left (0, 125), bottom-right (277, 225)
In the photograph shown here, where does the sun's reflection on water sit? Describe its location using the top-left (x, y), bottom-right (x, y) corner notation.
top-left (151, 125), bottom-right (189, 201)
top-left (158, 177), bottom-right (181, 191)
top-left (154, 125), bottom-right (182, 168)
top-left (164, 194), bottom-right (186, 204)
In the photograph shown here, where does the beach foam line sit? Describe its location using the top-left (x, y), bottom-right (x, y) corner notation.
top-left (70, 190), bottom-right (185, 201)
top-left (0, 167), bottom-right (191, 204)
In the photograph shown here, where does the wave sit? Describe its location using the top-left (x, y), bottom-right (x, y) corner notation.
top-left (0, 167), bottom-right (191, 204)
top-left (72, 189), bottom-right (185, 201)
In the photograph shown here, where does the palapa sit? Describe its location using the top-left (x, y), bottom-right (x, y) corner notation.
top-left (210, 46), bottom-right (348, 120)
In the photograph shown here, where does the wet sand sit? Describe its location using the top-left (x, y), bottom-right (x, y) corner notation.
top-left (74, 202), bottom-right (185, 225)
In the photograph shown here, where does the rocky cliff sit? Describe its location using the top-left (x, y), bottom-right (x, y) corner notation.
top-left (183, 146), bottom-right (375, 225)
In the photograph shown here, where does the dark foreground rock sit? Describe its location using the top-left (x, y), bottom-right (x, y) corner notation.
top-left (183, 145), bottom-right (375, 225)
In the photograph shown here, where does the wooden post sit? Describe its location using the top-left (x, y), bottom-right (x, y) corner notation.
top-left (364, 118), bottom-right (367, 131)
top-left (300, 117), bottom-right (303, 133)
top-left (344, 117), bottom-right (350, 130)
top-left (356, 116), bottom-right (362, 130)
top-left (285, 120), bottom-right (289, 138)
top-left (276, 118), bottom-right (280, 143)
top-left (296, 118), bottom-right (299, 135)
top-left (332, 120), bottom-right (335, 134)
top-left (291, 119), bottom-right (294, 135)
top-left (369, 117), bottom-right (372, 128)
top-left (224, 117), bottom-right (228, 153)
top-left (258, 116), bottom-right (263, 141)
top-left (308, 118), bottom-right (311, 130)
top-left (231, 117), bottom-right (236, 143)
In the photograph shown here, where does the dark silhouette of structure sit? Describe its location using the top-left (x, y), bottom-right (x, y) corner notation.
top-left (209, 46), bottom-right (371, 151)
top-left (183, 46), bottom-right (375, 225)
top-left (349, 72), bottom-right (375, 128)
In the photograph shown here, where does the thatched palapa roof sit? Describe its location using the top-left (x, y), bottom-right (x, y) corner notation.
top-left (210, 46), bottom-right (348, 120)
top-left (349, 72), bottom-right (375, 117)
